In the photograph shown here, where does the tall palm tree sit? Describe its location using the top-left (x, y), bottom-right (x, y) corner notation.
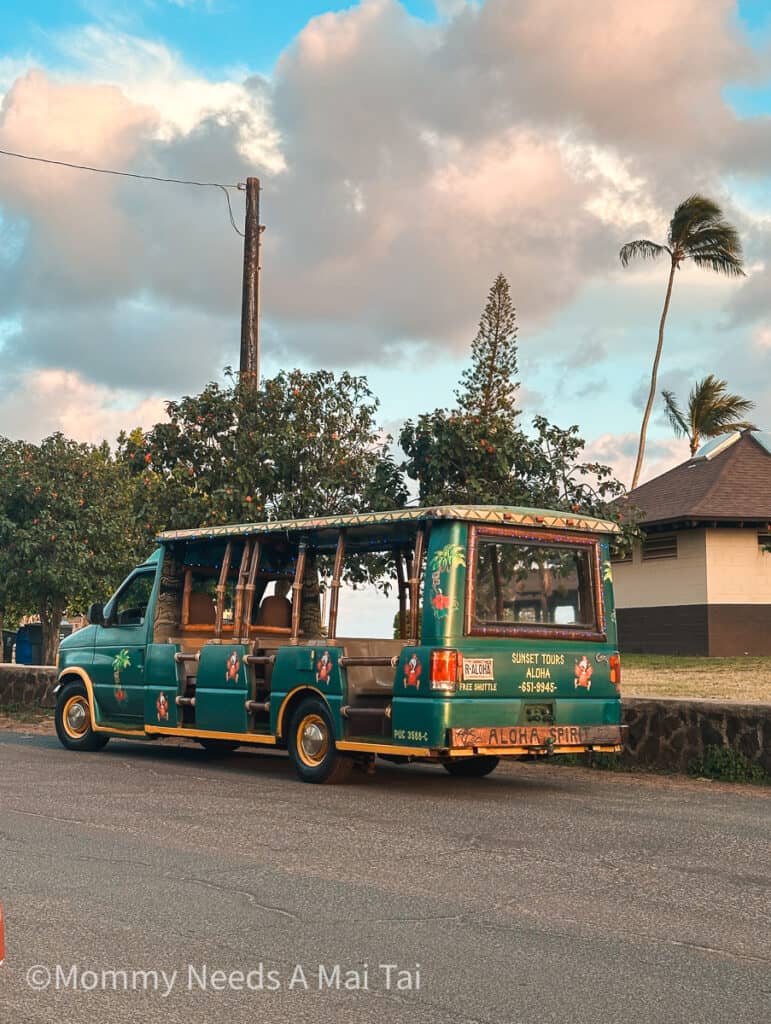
top-left (619, 195), bottom-right (745, 489)
top-left (661, 376), bottom-right (756, 456)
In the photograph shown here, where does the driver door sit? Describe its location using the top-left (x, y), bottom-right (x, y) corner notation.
top-left (91, 570), bottom-right (155, 726)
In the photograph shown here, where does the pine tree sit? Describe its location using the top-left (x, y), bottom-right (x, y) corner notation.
top-left (456, 273), bottom-right (519, 420)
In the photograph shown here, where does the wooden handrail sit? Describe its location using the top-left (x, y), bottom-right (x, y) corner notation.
top-left (248, 624), bottom-right (292, 636)
top-left (245, 700), bottom-right (270, 713)
top-left (341, 704), bottom-right (391, 718)
top-left (339, 655), bottom-right (399, 668)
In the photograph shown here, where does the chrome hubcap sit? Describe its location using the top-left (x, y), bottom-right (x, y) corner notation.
top-left (66, 701), bottom-right (87, 732)
top-left (301, 721), bottom-right (326, 759)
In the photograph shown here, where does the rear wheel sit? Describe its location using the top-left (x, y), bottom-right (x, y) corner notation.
top-left (55, 681), bottom-right (110, 752)
top-left (443, 756), bottom-right (499, 778)
top-left (288, 697), bottom-right (353, 784)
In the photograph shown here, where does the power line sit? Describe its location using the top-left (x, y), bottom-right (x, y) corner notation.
top-left (0, 146), bottom-right (245, 236)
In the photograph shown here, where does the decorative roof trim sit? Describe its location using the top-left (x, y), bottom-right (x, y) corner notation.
top-left (156, 504), bottom-right (621, 543)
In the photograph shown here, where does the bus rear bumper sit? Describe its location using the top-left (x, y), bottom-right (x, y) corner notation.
top-left (445, 723), bottom-right (628, 756)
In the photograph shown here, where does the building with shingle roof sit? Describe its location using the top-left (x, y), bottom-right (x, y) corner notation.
top-left (613, 430), bottom-right (771, 656)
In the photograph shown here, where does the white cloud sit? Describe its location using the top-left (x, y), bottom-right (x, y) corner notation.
top-left (754, 327), bottom-right (771, 351)
top-left (585, 432), bottom-right (686, 490)
top-left (0, 369), bottom-right (166, 444)
top-left (0, 0), bottom-right (769, 457)
top-left (54, 25), bottom-right (285, 170)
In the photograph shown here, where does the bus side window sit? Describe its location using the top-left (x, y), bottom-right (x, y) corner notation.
top-left (112, 572), bottom-right (155, 627)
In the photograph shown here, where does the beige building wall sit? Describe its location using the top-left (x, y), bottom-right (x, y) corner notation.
top-left (706, 528), bottom-right (771, 605)
top-left (613, 529), bottom-right (707, 608)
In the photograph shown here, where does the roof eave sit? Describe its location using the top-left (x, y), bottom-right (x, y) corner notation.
top-left (156, 504), bottom-right (621, 543)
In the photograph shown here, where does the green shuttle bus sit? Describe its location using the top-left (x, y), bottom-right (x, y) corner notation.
top-left (54, 505), bottom-right (626, 783)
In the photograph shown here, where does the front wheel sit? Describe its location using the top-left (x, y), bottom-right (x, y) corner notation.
top-left (55, 681), bottom-right (110, 752)
top-left (288, 697), bottom-right (353, 784)
top-left (443, 756), bottom-right (499, 778)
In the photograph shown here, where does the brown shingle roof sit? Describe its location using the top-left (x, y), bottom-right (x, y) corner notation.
top-left (628, 431), bottom-right (771, 527)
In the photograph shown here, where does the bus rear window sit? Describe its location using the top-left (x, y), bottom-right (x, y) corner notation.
top-left (471, 537), bottom-right (598, 633)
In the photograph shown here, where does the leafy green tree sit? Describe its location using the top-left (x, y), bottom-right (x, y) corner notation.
top-left (456, 272), bottom-right (519, 419)
top-left (619, 195), bottom-right (745, 488)
top-left (661, 375), bottom-right (756, 456)
top-left (401, 274), bottom-right (634, 548)
top-left (119, 368), bottom-right (407, 543)
top-left (0, 434), bottom-right (141, 663)
top-left (119, 369), bottom-right (408, 638)
top-left (402, 273), bottom-right (530, 506)
top-left (399, 408), bottom-right (532, 506)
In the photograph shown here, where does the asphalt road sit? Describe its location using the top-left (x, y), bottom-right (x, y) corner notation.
top-left (0, 731), bottom-right (769, 1024)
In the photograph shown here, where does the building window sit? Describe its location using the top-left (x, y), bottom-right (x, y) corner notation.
top-left (759, 532), bottom-right (771, 553)
top-left (642, 534), bottom-right (678, 560)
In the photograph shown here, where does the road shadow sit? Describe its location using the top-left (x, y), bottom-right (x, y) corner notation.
top-left (0, 728), bottom-right (585, 798)
top-left (95, 735), bottom-right (576, 798)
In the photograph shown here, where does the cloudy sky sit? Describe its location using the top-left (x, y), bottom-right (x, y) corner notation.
top-left (0, 0), bottom-right (769, 487)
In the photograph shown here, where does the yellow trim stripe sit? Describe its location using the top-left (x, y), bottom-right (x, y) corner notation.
top-left (57, 668), bottom-right (147, 737)
top-left (146, 726), bottom-right (277, 745)
top-left (336, 740), bottom-right (432, 757)
top-left (275, 685), bottom-right (328, 736)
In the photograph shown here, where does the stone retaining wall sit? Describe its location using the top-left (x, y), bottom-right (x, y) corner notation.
top-left (0, 667), bottom-right (768, 776)
top-left (622, 697), bottom-right (770, 776)
top-left (0, 665), bottom-right (58, 708)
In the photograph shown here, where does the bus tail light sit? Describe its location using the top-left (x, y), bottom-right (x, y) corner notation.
top-left (430, 650), bottom-right (461, 692)
top-left (609, 653), bottom-right (621, 688)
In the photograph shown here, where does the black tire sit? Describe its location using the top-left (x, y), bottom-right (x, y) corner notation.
top-left (443, 756), bottom-right (499, 778)
top-left (198, 739), bottom-right (241, 757)
top-left (287, 696), bottom-right (353, 784)
top-left (55, 681), bottom-right (110, 752)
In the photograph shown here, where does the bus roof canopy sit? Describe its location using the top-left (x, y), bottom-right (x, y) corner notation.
top-left (157, 504), bottom-right (621, 546)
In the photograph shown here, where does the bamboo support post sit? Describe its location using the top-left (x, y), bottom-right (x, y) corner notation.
top-left (408, 528), bottom-right (425, 643)
top-left (232, 539), bottom-right (252, 640)
top-left (241, 540), bottom-right (261, 641)
top-left (291, 543), bottom-right (307, 642)
top-left (181, 569), bottom-right (193, 627)
top-left (395, 549), bottom-right (407, 640)
top-left (214, 540), bottom-right (233, 638)
top-left (327, 528), bottom-right (347, 639)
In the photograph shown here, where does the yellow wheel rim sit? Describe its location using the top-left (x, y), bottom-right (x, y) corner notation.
top-left (62, 695), bottom-right (90, 739)
top-left (296, 713), bottom-right (329, 767)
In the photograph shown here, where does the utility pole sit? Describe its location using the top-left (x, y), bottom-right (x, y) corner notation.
top-left (239, 176), bottom-right (262, 384)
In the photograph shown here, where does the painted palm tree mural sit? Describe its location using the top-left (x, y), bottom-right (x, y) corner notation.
top-left (112, 648), bottom-right (130, 703)
top-left (661, 375), bottom-right (756, 456)
top-left (619, 195), bottom-right (745, 489)
top-left (430, 543), bottom-right (466, 618)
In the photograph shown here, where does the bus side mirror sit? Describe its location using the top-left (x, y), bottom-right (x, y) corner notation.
top-left (86, 602), bottom-right (104, 626)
